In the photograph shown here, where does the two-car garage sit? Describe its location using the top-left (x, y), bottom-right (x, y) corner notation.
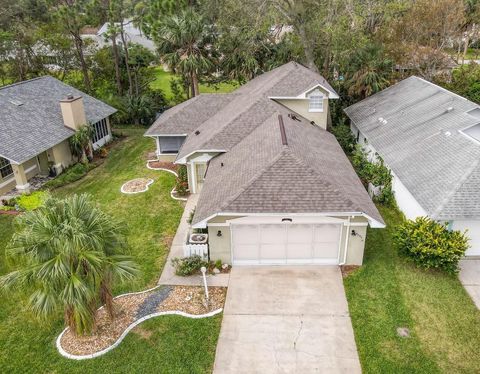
top-left (230, 217), bottom-right (344, 265)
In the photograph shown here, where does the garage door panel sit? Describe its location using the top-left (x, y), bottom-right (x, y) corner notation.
top-left (234, 225), bottom-right (258, 245)
top-left (234, 244), bottom-right (258, 261)
top-left (287, 243), bottom-right (313, 260)
top-left (287, 224), bottom-right (313, 243)
top-left (313, 242), bottom-right (339, 259)
top-left (260, 224), bottom-right (286, 244)
top-left (314, 224), bottom-right (341, 242)
top-left (260, 244), bottom-right (286, 260)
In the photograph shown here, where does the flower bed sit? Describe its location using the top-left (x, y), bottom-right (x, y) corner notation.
top-left (57, 286), bottom-right (225, 359)
top-left (120, 178), bottom-right (154, 194)
top-left (147, 160), bottom-right (178, 173)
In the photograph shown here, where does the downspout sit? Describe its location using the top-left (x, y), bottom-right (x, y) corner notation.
top-left (340, 217), bottom-right (351, 265)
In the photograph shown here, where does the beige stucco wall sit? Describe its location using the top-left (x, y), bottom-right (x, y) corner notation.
top-left (60, 96), bottom-right (87, 131)
top-left (157, 154), bottom-right (177, 162)
top-left (47, 139), bottom-right (74, 173)
top-left (208, 225), bottom-right (232, 264)
top-left (277, 98), bottom-right (330, 130)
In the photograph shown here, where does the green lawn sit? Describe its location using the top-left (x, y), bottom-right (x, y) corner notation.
top-left (149, 67), bottom-right (238, 103)
top-left (0, 128), bottom-right (221, 373)
top-left (344, 205), bottom-right (480, 373)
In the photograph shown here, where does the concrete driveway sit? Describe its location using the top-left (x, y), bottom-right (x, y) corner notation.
top-left (213, 266), bottom-right (361, 373)
top-left (459, 259), bottom-right (480, 309)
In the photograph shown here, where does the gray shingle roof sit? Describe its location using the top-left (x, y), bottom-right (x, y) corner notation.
top-left (176, 62), bottom-right (339, 160)
top-left (193, 105), bottom-right (384, 226)
top-left (344, 76), bottom-right (480, 220)
top-left (0, 76), bottom-right (116, 164)
top-left (144, 93), bottom-right (238, 136)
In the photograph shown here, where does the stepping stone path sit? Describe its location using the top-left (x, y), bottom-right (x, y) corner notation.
top-left (136, 286), bottom-right (173, 319)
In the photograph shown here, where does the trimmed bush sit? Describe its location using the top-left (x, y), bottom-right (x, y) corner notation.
top-left (16, 191), bottom-right (48, 211)
top-left (43, 163), bottom-right (96, 189)
top-left (175, 165), bottom-right (189, 196)
top-left (393, 217), bottom-right (469, 274)
top-left (171, 255), bottom-right (208, 276)
top-left (331, 124), bottom-right (356, 155)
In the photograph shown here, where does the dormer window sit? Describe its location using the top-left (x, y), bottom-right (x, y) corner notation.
top-left (308, 89), bottom-right (324, 112)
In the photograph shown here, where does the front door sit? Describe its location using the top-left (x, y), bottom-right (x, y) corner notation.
top-left (195, 163), bottom-right (207, 193)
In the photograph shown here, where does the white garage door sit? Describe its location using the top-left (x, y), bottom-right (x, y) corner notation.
top-left (232, 223), bottom-right (342, 265)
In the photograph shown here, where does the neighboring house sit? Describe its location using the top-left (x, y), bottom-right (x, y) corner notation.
top-left (345, 76), bottom-right (480, 257)
top-left (146, 62), bottom-right (384, 266)
top-left (82, 20), bottom-right (156, 53)
top-left (0, 76), bottom-right (116, 195)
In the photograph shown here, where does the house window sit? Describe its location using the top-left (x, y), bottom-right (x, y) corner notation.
top-left (0, 157), bottom-right (13, 179)
top-left (308, 89), bottom-right (324, 112)
top-left (158, 136), bottom-right (186, 154)
top-left (91, 118), bottom-right (109, 144)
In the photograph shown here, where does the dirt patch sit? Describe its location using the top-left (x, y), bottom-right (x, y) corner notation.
top-left (59, 286), bottom-right (226, 357)
top-left (340, 265), bottom-right (360, 278)
top-left (158, 286), bottom-right (226, 315)
top-left (147, 161), bottom-right (178, 173)
top-left (121, 178), bottom-right (153, 193)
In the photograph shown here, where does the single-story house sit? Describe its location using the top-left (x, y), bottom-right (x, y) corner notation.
top-left (146, 62), bottom-right (384, 266)
top-left (345, 76), bottom-right (480, 257)
top-left (0, 76), bottom-right (116, 195)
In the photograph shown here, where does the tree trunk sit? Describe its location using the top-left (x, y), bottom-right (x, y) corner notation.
top-left (100, 280), bottom-right (114, 320)
top-left (119, 24), bottom-right (133, 96)
top-left (297, 23), bottom-right (319, 73)
top-left (111, 31), bottom-right (123, 95)
top-left (191, 71), bottom-right (200, 97)
top-left (72, 34), bottom-right (91, 92)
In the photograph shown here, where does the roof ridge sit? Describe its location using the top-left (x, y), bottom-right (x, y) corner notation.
top-left (431, 156), bottom-right (480, 219)
top-left (219, 149), bottom-right (288, 211)
top-left (0, 76), bottom-right (48, 91)
top-left (286, 149), bottom-right (361, 211)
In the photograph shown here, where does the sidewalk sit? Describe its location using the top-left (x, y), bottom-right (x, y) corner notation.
top-left (158, 193), bottom-right (230, 287)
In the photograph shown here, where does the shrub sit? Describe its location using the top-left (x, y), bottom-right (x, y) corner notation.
top-left (43, 163), bottom-right (96, 189)
top-left (393, 217), bottom-right (469, 274)
top-left (171, 255), bottom-right (208, 276)
top-left (175, 165), bottom-right (189, 196)
top-left (331, 124), bottom-right (356, 155)
top-left (16, 191), bottom-right (48, 211)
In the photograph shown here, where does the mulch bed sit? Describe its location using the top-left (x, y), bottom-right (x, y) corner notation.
top-left (0, 210), bottom-right (21, 216)
top-left (59, 286), bottom-right (226, 356)
top-left (340, 265), bottom-right (360, 278)
top-left (147, 160), bottom-right (178, 173)
top-left (121, 178), bottom-right (153, 193)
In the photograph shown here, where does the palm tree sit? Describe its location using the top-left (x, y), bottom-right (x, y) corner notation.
top-left (0, 194), bottom-right (139, 335)
top-left (346, 45), bottom-right (393, 99)
top-left (122, 94), bottom-right (155, 126)
top-left (69, 125), bottom-right (94, 164)
top-left (154, 8), bottom-right (216, 97)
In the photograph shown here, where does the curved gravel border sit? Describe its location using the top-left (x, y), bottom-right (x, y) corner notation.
top-left (120, 178), bottom-right (154, 194)
top-left (56, 285), bottom-right (222, 360)
top-left (146, 160), bottom-right (188, 201)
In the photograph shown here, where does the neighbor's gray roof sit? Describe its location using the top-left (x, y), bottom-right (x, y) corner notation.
top-left (193, 105), bottom-right (384, 226)
top-left (176, 62), bottom-right (338, 160)
top-left (344, 76), bottom-right (480, 220)
top-left (145, 93), bottom-right (238, 136)
top-left (0, 76), bottom-right (116, 164)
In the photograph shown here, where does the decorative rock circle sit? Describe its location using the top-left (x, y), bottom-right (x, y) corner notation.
top-left (120, 178), bottom-right (154, 194)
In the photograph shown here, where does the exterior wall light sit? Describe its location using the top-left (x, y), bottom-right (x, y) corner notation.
top-left (217, 230), bottom-right (222, 237)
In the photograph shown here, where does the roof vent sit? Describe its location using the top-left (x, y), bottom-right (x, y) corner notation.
top-left (194, 130), bottom-right (200, 135)
top-left (445, 131), bottom-right (452, 137)
top-left (378, 117), bottom-right (387, 124)
top-left (9, 100), bottom-right (23, 106)
top-left (67, 94), bottom-right (74, 100)
top-left (310, 121), bottom-right (316, 126)
top-left (220, 162), bottom-right (224, 167)
top-left (446, 106), bottom-right (454, 113)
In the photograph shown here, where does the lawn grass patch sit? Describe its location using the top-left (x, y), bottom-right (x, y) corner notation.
top-left (344, 205), bottom-right (480, 373)
top-left (0, 128), bottom-right (221, 373)
top-left (149, 67), bottom-right (238, 103)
